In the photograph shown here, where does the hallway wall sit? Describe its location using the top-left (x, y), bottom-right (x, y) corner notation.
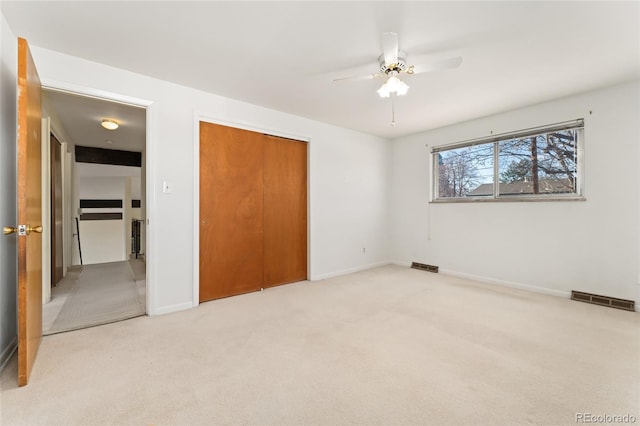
top-left (76, 176), bottom-right (127, 265)
top-left (71, 164), bottom-right (142, 265)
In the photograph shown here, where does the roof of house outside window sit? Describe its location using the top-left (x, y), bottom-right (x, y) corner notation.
top-left (467, 178), bottom-right (574, 196)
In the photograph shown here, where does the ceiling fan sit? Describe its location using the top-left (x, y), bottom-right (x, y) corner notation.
top-left (334, 32), bottom-right (462, 99)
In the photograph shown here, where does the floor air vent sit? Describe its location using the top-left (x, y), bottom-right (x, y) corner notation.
top-left (411, 262), bottom-right (439, 273)
top-left (571, 291), bottom-right (635, 312)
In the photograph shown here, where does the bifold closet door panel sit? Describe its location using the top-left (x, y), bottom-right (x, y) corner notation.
top-left (263, 135), bottom-right (308, 288)
top-left (199, 122), bottom-right (264, 302)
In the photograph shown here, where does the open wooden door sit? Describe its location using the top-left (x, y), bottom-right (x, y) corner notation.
top-left (15, 37), bottom-right (43, 386)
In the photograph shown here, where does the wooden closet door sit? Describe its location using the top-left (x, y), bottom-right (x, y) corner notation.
top-left (263, 135), bottom-right (308, 288)
top-left (199, 122), bottom-right (264, 302)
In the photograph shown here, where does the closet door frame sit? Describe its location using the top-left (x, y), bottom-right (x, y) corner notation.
top-left (192, 114), bottom-right (310, 306)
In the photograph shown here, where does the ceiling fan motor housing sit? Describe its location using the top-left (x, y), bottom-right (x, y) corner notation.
top-left (379, 50), bottom-right (408, 74)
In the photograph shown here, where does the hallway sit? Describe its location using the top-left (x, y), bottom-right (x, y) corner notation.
top-left (43, 259), bottom-right (146, 335)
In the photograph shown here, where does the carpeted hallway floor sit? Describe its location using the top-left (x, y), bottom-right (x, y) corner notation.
top-left (43, 259), bottom-right (146, 335)
top-left (1, 265), bottom-right (638, 425)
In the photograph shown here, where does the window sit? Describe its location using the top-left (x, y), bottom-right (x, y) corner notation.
top-left (432, 120), bottom-right (583, 201)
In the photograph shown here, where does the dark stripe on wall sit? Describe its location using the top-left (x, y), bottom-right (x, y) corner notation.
top-left (80, 199), bottom-right (123, 208)
top-left (132, 199), bottom-right (141, 208)
top-left (75, 145), bottom-right (142, 167)
top-left (80, 213), bottom-right (123, 221)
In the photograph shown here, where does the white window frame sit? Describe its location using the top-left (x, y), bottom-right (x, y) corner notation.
top-left (431, 119), bottom-right (585, 202)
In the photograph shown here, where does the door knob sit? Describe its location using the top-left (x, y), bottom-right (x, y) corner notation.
top-left (3, 225), bottom-right (42, 235)
top-left (27, 225), bottom-right (43, 234)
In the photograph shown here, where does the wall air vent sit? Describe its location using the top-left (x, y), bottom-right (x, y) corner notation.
top-left (411, 262), bottom-right (439, 273)
top-left (571, 291), bottom-right (635, 312)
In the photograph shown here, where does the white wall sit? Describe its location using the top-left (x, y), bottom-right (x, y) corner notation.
top-left (390, 81), bottom-right (640, 304)
top-left (76, 162), bottom-right (141, 178)
top-left (74, 164), bottom-right (142, 262)
top-left (78, 175), bottom-right (126, 199)
top-left (79, 220), bottom-right (126, 265)
top-left (124, 176), bottom-right (131, 261)
top-left (131, 176), bottom-right (141, 199)
top-left (0, 12), bottom-right (18, 369)
top-left (75, 176), bottom-right (127, 265)
top-left (31, 46), bottom-right (390, 314)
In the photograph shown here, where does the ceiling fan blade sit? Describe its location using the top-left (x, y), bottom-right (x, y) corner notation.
top-left (407, 56), bottom-right (462, 75)
top-left (382, 32), bottom-right (399, 66)
top-left (333, 73), bottom-right (382, 82)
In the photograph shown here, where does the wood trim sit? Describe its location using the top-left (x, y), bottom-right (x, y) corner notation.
top-left (75, 145), bottom-right (141, 167)
top-left (79, 213), bottom-right (123, 221)
top-left (80, 199), bottom-right (123, 209)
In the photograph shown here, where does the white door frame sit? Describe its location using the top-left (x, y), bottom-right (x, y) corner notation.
top-left (40, 78), bottom-right (158, 315)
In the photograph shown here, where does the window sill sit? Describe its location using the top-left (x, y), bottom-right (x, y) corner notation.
top-left (430, 195), bottom-right (586, 203)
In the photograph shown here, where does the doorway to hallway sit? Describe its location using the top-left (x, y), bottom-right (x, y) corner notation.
top-left (41, 88), bottom-right (148, 334)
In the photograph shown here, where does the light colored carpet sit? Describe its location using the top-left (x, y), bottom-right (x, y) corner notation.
top-left (41, 266), bottom-right (82, 332)
top-left (44, 260), bottom-right (145, 335)
top-left (2, 265), bottom-right (638, 425)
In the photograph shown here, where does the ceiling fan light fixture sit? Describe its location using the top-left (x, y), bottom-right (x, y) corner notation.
top-left (396, 80), bottom-right (409, 96)
top-left (378, 75), bottom-right (409, 98)
top-left (377, 84), bottom-right (390, 98)
top-left (101, 119), bottom-right (119, 130)
top-left (385, 75), bottom-right (400, 92)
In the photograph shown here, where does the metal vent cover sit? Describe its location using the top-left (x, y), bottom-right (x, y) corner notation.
top-left (571, 291), bottom-right (635, 312)
top-left (411, 262), bottom-right (439, 273)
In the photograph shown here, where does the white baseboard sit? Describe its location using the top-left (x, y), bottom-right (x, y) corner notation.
top-left (395, 262), bottom-right (639, 312)
top-left (0, 336), bottom-right (17, 372)
top-left (390, 260), bottom-right (411, 267)
top-left (151, 301), bottom-right (194, 316)
top-left (438, 268), bottom-right (571, 298)
top-left (311, 260), bottom-right (393, 281)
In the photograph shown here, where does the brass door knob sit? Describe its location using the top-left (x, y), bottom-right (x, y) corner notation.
top-left (3, 225), bottom-right (42, 235)
top-left (27, 225), bottom-right (43, 234)
top-left (3, 226), bottom-right (17, 235)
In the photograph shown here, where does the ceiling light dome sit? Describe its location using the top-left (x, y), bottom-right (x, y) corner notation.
top-left (101, 119), bottom-right (119, 130)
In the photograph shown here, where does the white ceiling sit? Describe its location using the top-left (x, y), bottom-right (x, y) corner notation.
top-left (43, 89), bottom-right (145, 151)
top-left (3, 1), bottom-right (639, 139)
